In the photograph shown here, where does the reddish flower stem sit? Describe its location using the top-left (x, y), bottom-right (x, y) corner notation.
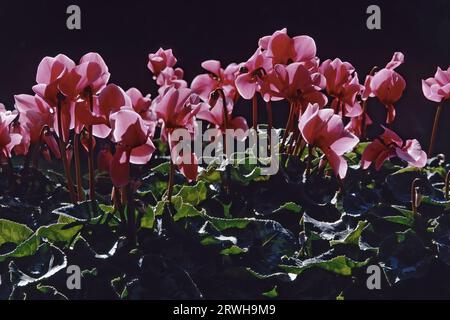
top-left (266, 100), bottom-right (273, 153)
top-left (288, 128), bottom-right (299, 155)
top-left (293, 135), bottom-right (305, 156)
top-left (428, 103), bottom-right (443, 156)
top-left (281, 102), bottom-right (295, 153)
top-left (56, 95), bottom-right (77, 203)
top-left (74, 133), bottom-right (84, 201)
top-left (361, 66), bottom-right (379, 140)
top-left (87, 90), bottom-right (96, 201)
top-left (252, 94), bottom-right (258, 130)
top-left (218, 90), bottom-right (231, 196)
top-left (361, 99), bottom-right (368, 140)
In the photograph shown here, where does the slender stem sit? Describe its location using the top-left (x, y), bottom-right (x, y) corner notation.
top-left (252, 94), bottom-right (258, 130)
top-left (218, 90), bottom-right (231, 197)
top-left (266, 100), bottom-right (273, 154)
top-left (288, 128), bottom-right (299, 155)
top-left (281, 102), bottom-right (295, 153)
top-left (411, 178), bottom-right (421, 215)
top-left (87, 90), bottom-right (96, 201)
top-left (361, 99), bottom-right (368, 140)
top-left (361, 66), bottom-right (379, 140)
top-left (56, 95), bottom-right (76, 203)
top-left (293, 135), bottom-right (305, 156)
top-left (74, 133), bottom-right (84, 201)
top-left (428, 103), bottom-right (443, 156)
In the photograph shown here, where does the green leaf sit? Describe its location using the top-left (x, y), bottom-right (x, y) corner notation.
top-left (140, 206), bottom-right (155, 229)
top-left (9, 243), bottom-right (67, 287)
top-left (172, 197), bottom-right (205, 222)
top-left (274, 202), bottom-right (302, 214)
top-left (220, 245), bottom-right (248, 255)
top-left (330, 221), bottom-right (369, 246)
top-left (391, 205), bottom-right (415, 221)
top-left (36, 223), bottom-right (82, 245)
top-left (173, 181), bottom-right (207, 206)
top-left (383, 215), bottom-right (414, 227)
top-left (99, 204), bottom-right (115, 214)
top-left (262, 286), bottom-right (278, 298)
top-left (421, 196), bottom-right (450, 208)
top-left (202, 214), bottom-right (254, 231)
top-left (0, 222), bottom-right (81, 262)
top-left (0, 219), bottom-right (33, 245)
top-left (198, 163), bottom-right (222, 183)
top-left (52, 200), bottom-right (101, 223)
top-left (280, 255), bottom-right (369, 277)
top-left (152, 161), bottom-right (170, 175)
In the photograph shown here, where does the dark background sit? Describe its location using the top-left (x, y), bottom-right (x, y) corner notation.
top-left (0, 0), bottom-right (449, 153)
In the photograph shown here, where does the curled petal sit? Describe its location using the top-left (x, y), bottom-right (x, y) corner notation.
top-left (235, 73), bottom-right (257, 100)
top-left (130, 138), bottom-right (155, 165)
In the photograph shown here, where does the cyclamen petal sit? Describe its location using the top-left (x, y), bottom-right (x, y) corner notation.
top-left (110, 147), bottom-right (131, 187)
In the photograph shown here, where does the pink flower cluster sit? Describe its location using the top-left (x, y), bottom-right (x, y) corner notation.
top-left (0, 28), bottom-right (440, 198)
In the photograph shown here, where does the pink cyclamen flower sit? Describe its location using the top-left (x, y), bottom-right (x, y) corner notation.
top-left (33, 54), bottom-right (76, 141)
top-left (235, 48), bottom-right (272, 100)
top-left (154, 87), bottom-right (202, 142)
top-left (109, 109), bottom-right (155, 187)
top-left (259, 28), bottom-right (317, 67)
top-left (58, 52), bottom-right (110, 100)
top-left (126, 88), bottom-right (156, 136)
top-left (76, 84), bottom-right (132, 138)
top-left (319, 58), bottom-right (363, 117)
top-left (0, 105), bottom-right (22, 162)
top-left (14, 94), bottom-right (60, 158)
top-left (345, 113), bottom-right (373, 138)
top-left (154, 87), bottom-right (204, 181)
top-left (298, 104), bottom-right (359, 179)
top-left (361, 126), bottom-right (427, 170)
top-left (191, 60), bottom-right (240, 102)
top-left (422, 66), bottom-right (450, 103)
top-left (262, 63), bottom-right (327, 110)
top-left (33, 54), bottom-right (76, 106)
top-left (197, 98), bottom-right (249, 137)
top-left (364, 52), bottom-right (406, 124)
top-left (147, 48), bottom-right (177, 77)
top-left (156, 67), bottom-right (188, 94)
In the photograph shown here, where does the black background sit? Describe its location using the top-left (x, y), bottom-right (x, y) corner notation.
top-left (0, 0), bottom-right (449, 153)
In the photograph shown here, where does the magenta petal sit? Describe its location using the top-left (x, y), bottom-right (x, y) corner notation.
top-left (191, 74), bottom-right (216, 100)
top-left (235, 73), bottom-right (257, 100)
top-left (110, 147), bottom-right (131, 187)
top-left (130, 138), bottom-right (155, 165)
top-left (324, 149), bottom-right (347, 179)
top-left (330, 134), bottom-right (359, 155)
top-left (395, 139), bottom-right (427, 168)
top-left (201, 60), bottom-right (221, 76)
top-left (293, 35), bottom-right (317, 62)
top-left (93, 124), bottom-right (112, 139)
